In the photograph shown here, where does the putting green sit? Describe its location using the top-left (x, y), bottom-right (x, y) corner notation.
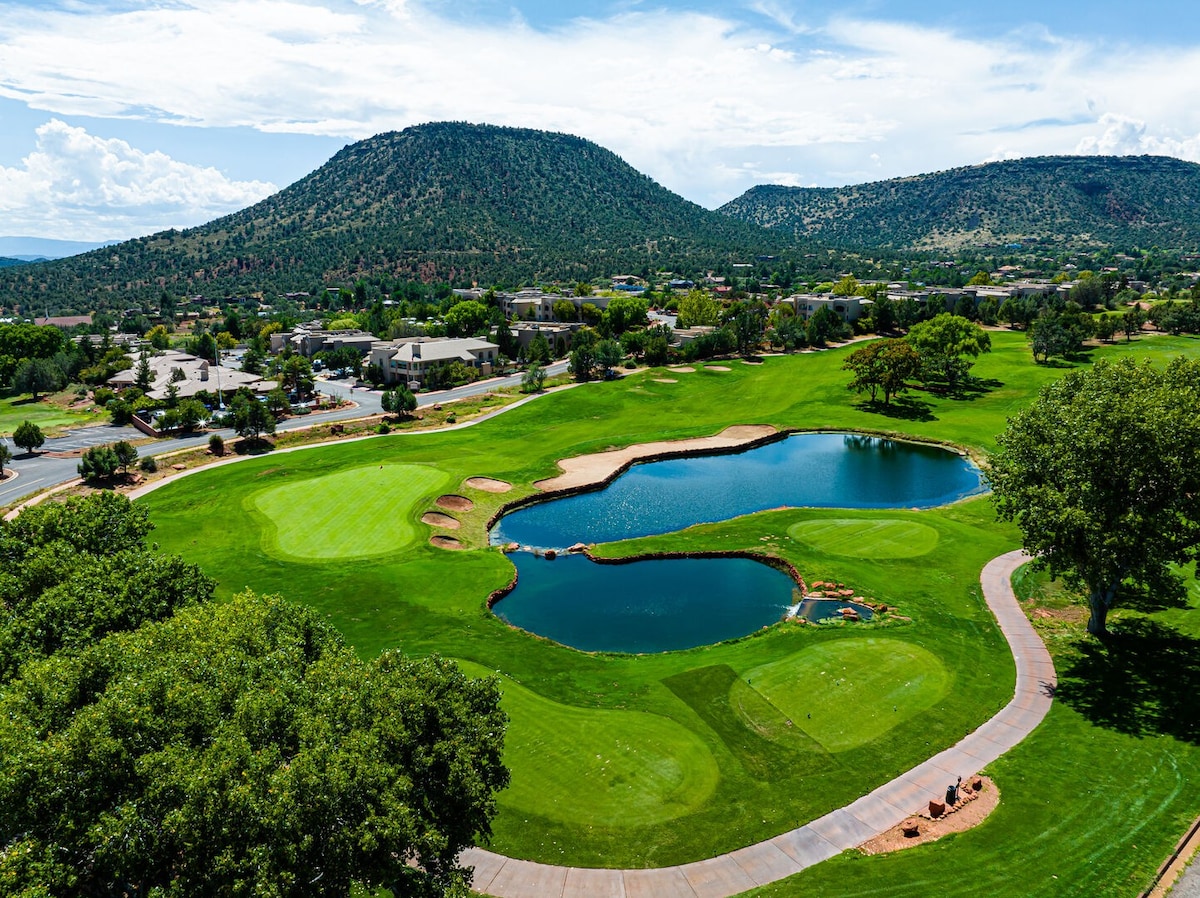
top-left (458, 661), bottom-right (720, 827)
top-left (788, 518), bottom-right (940, 558)
top-left (739, 638), bottom-right (951, 752)
top-left (253, 463), bottom-right (451, 561)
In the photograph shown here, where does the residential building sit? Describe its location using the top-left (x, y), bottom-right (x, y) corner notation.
top-left (368, 337), bottom-right (499, 387)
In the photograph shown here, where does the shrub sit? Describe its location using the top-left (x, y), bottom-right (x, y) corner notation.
top-left (92, 387), bottom-right (116, 407)
top-left (208, 433), bottom-right (225, 457)
top-left (377, 422), bottom-right (391, 434)
top-left (139, 455), bottom-right (158, 473)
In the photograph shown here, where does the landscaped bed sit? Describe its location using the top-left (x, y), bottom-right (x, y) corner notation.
top-left (136, 331), bottom-right (1200, 892)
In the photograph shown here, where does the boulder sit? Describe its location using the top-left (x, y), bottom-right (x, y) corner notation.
top-left (544, 549), bottom-right (557, 560)
top-left (567, 542), bottom-right (588, 554)
top-left (902, 819), bottom-right (921, 837)
top-left (928, 799), bottom-right (946, 818)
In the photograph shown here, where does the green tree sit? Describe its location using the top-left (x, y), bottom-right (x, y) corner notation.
top-left (280, 355), bottom-right (314, 398)
top-left (444, 300), bottom-right (491, 337)
top-left (569, 327), bottom-right (599, 382)
top-left (12, 420), bottom-right (45, 455)
top-left (990, 357), bottom-right (1200, 637)
top-left (730, 305), bottom-right (766, 356)
top-left (595, 339), bottom-right (624, 378)
top-left (382, 386), bottom-right (418, 417)
top-left (552, 298), bottom-right (578, 323)
top-left (601, 296), bottom-right (649, 335)
top-left (805, 306), bottom-right (849, 346)
top-left (113, 440), bottom-right (138, 474)
top-left (522, 362), bottom-right (546, 393)
top-left (266, 386), bottom-right (292, 416)
top-left (0, 592), bottom-right (508, 898)
top-left (843, 339), bottom-right (922, 407)
top-left (831, 275), bottom-right (859, 296)
top-left (0, 440), bottom-right (11, 478)
top-left (13, 356), bottom-right (65, 399)
top-left (676, 289), bottom-right (720, 328)
top-left (231, 394), bottom-right (276, 442)
top-left (145, 324), bottom-right (171, 350)
top-left (527, 331), bottom-right (552, 363)
top-left (178, 398), bottom-right (206, 430)
top-left (1028, 315), bottom-right (1073, 363)
top-left (77, 444), bottom-right (120, 481)
top-left (906, 312), bottom-right (991, 390)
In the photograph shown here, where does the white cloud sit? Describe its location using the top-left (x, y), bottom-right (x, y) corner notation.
top-left (0, 119), bottom-right (276, 241)
top-left (1076, 113), bottom-right (1200, 161)
top-left (0, 0), bottom-right (1199, 235)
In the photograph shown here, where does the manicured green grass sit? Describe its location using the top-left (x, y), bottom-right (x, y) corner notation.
top-left (742, 639), bottom-right (951, 752)
top-left (0, 389), bottom-right (99, 437)
top-left (252, 463), bottom-right (451, 561)
top-left (457, 661), bottom-right (720, 828)
top-left (136, 331), bottom-right (1200, 881)
top-left (787, 518), bottom-right (940, 558)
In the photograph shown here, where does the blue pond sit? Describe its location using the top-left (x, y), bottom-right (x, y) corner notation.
top-left (491, 432), bottom-right (986, 549)
top-left (495, 553), bottom-right (799, 654)
top-left (491, 432), bottom-right (985, 653)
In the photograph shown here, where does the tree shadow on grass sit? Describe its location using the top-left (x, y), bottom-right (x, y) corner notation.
top-left (1054, 617), bottom-right (1200, 745)
top-left (853, 396), bottom-right (936, 422)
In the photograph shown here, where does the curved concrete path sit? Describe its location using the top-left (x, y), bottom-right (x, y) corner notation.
top-left (461, 549), bottom-right (1056, 898)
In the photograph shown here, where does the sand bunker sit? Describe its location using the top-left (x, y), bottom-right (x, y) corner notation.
top-left (536, 424), bottom-right (779, 492)
top-left (652, 378), bottom-right (678, 384)
top-left (859, 777), bottom-right (999, 855)
top-left (705, 365), bottom-right (731, 372)
top-left (465, 476), bottom-right (512, 493)
top-left (667, 366), bottom-right (695, 373)
top-left (430, 535), bottom-right (464, 550)
top-left (435, 494), bottom-right (475, 512)
top-left (421, 511), bottom-right (460, 529)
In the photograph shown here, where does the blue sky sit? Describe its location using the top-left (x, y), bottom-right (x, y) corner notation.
top-left (1, 0), bottom-right (1198, 242)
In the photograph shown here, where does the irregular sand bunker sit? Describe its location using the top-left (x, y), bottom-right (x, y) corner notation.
top-left (430, 535), bottom-right (464, 550)
top-left (435, 494), bottom-right (475, 511)
top-left (652, 378), bottom-right (678, 384)
top-left (465, 476), bottom-right (512, 493)
top-left (421, 511), bottom-right (460, 529)
top-left (667, 366), bottom-right (695, 373)
top-left (705, 365), bottom-right (731, 372)
top-left (536, 424), bottom-right (779, 492)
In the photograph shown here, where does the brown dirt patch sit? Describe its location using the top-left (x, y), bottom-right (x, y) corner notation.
top-left (536, 424), bottom-right (779, 492)
top-left (430, 535), bottom-right (464, 550)
top-left (464, 476), bottom-right (512, 493)
top-left (858, 777), bottom-right (999, 855)
top-left (652, 378), bottom-right (678, 384)
top-left (421, 511), bottom-right (460, 529)
top-left (435, 494), bottom-right (475, 512)
top-left (705, 365), bottom-right (731, 371)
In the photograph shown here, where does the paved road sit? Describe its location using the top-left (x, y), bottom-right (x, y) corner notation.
top-left (461, 550), bottom-right (1056, 898)
top-left (0, 361), bottom-right (567, 508)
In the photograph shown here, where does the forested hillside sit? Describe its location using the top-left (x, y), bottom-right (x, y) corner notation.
top-left (719, 155), bottom-right (1200, 251)
top-left (0, 123), bottom-right (787, 312)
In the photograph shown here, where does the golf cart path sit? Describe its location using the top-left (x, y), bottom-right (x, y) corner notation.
top-left (462, 549), bottom-right (1054, 898)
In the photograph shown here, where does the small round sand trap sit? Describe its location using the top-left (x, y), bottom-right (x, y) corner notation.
top-left (422, 511), bottom-right (461, 529)
top-left (435, 494), bottom-right (475, 512)
top-left (465, 476), bottom-right (512, 493)
top-left (652, 378), bottom-right (678, 384)
top-left (706, 365), bottom-right (731, 372)
top-left (430, 535), bottom-right (464, 550)
top-left (668, 366), bottom-right (695, 373)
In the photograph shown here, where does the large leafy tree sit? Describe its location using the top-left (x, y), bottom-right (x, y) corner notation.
top-left (11, 420), bottom-right (44, 455)
top-left (231, 393), bottom-right (277, 441)
top-left (444, 300), bottom-right (490, 338)
top-left (13, 357), bottom-right (65, 399)
top-left (843, 339), bottom-right (921, 406)
top-left (0, 592), bottom-right (508, 898)
top-left (0, 492), bottom-right (212, 682)
top-left (906, 312), bottom-right (991, 390)
top-left (0, 440), bottom-right (11, 478)
top-left (990, 357), bottom-right (1200, 636)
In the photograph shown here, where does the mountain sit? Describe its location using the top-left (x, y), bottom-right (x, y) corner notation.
top-left (0, 258), bottom-right (29, 269)
top-left (0, 237), bottom-right (114, 259)
top-left (718, 155), bottom-right (1200, 252)
top-left (0, 123), bottom-right (787, 310)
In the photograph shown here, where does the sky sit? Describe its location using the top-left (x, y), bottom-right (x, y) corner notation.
top-left (1, 0), bottom-right (1199, 243)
